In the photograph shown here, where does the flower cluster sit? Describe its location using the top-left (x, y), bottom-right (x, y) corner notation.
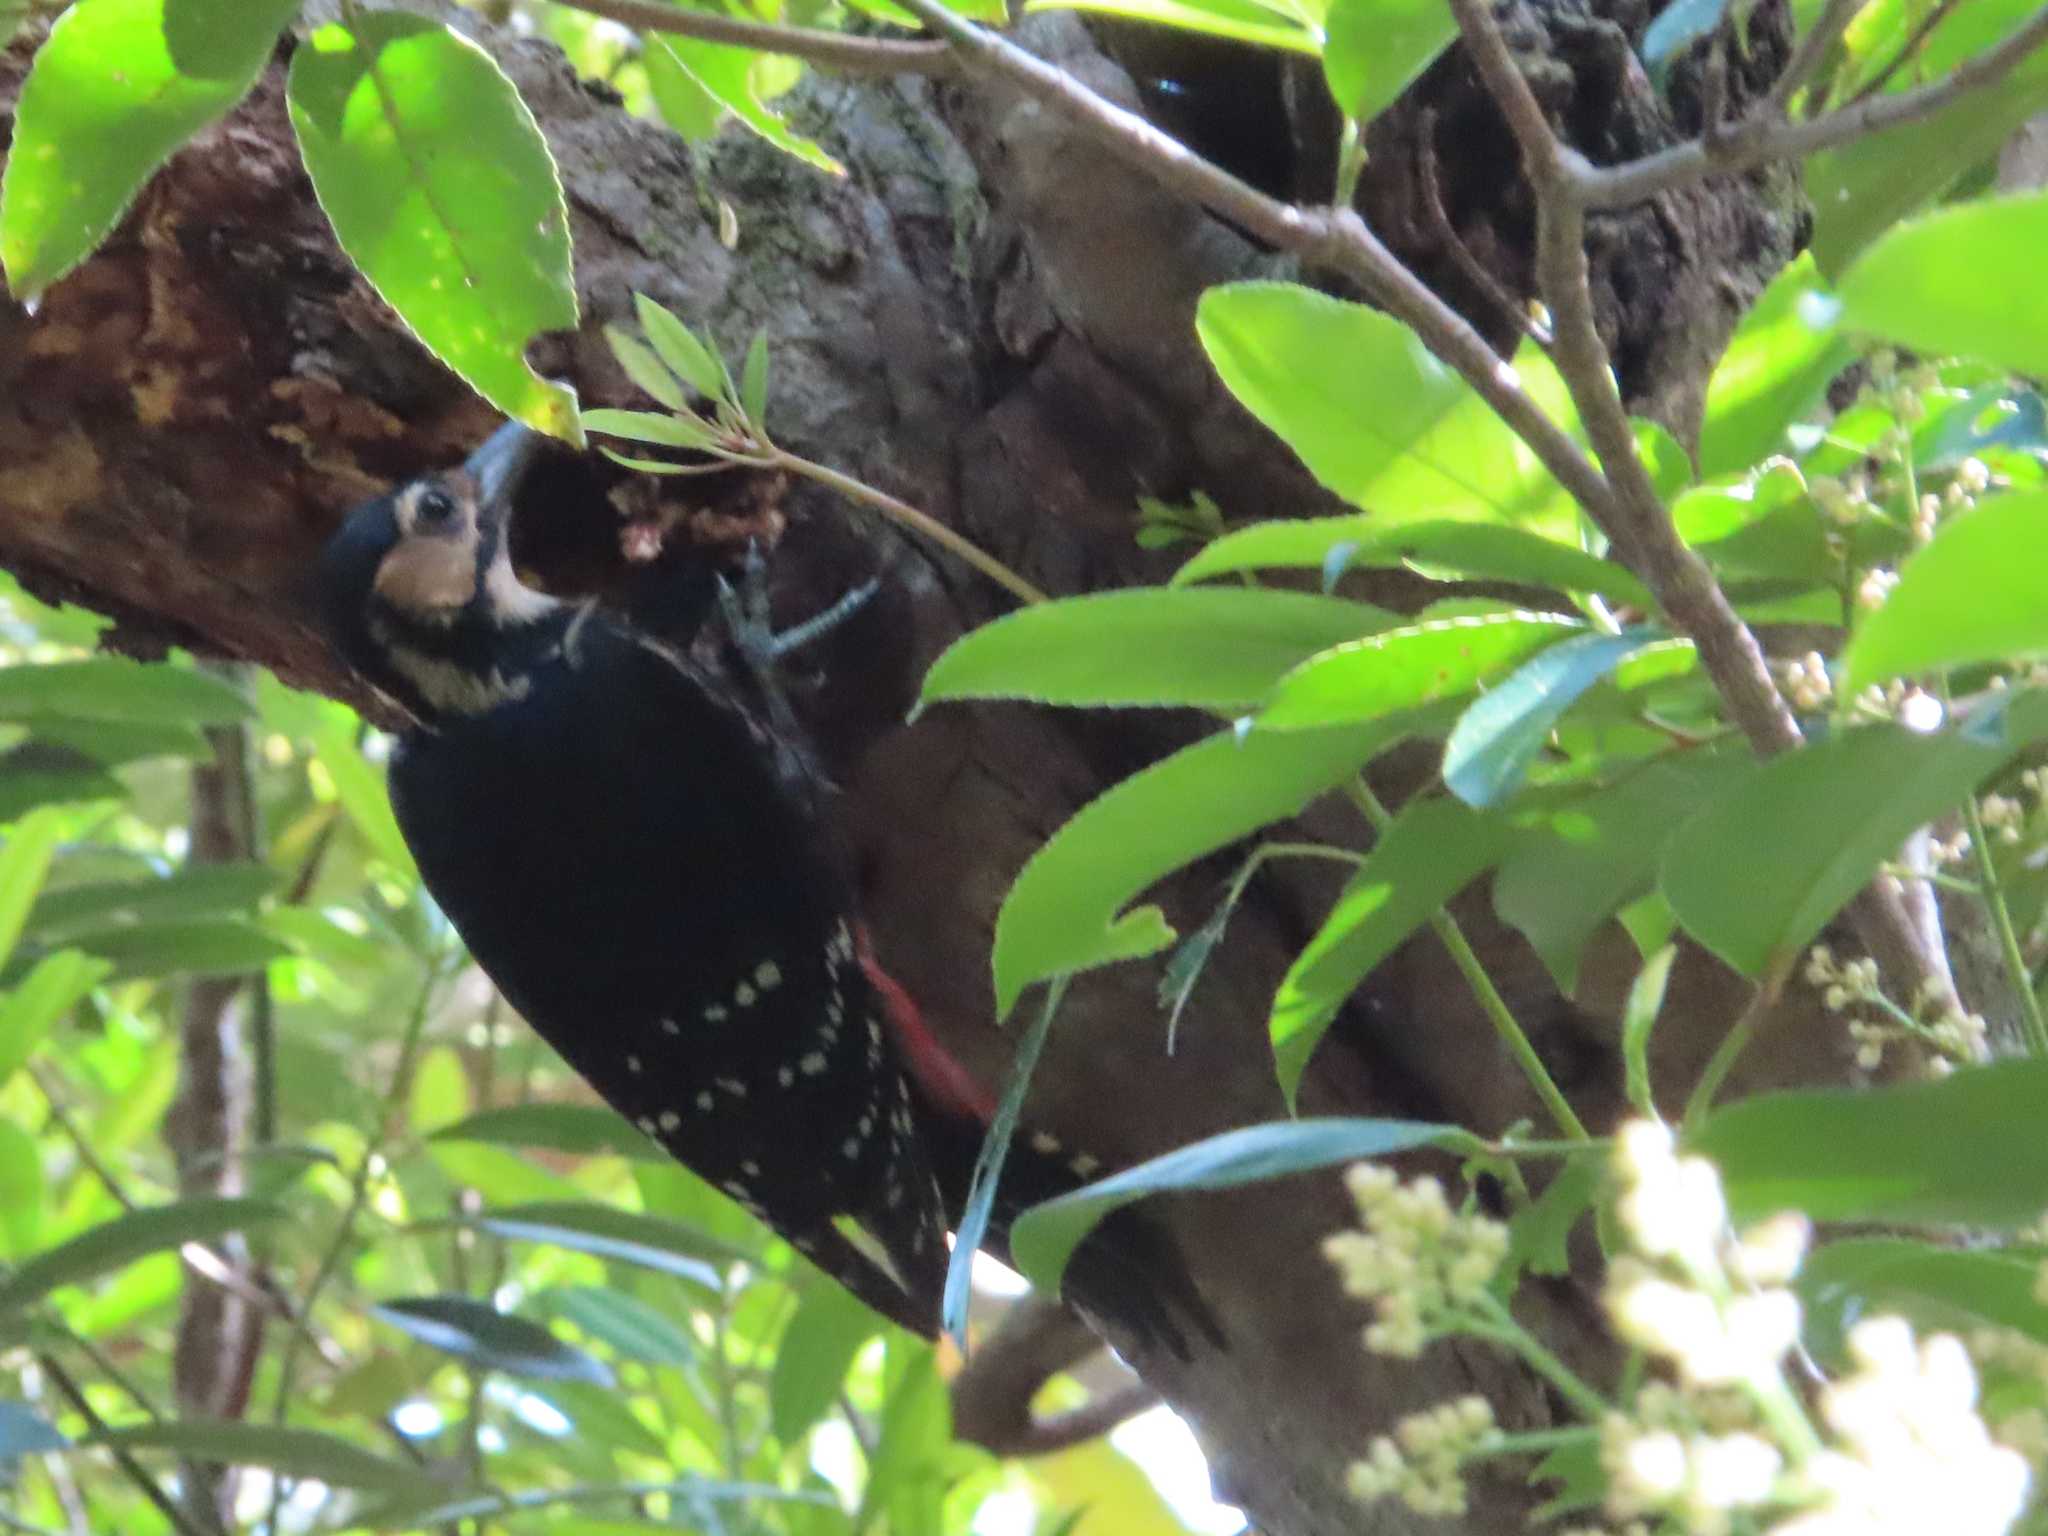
top-left (1322, 1164), bottom-right (1509, 1359)
top-left (1345, 1396), bottom-right (1500, 1516)
top-left (1805, 945), bottom-right (1986, 1071)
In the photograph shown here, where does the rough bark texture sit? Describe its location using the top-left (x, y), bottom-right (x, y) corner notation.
top-left (1, 10), bottom-right (1836, 1532)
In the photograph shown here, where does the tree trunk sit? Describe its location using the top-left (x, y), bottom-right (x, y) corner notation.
top-left (0, 9), bottom-right (1823, 1530)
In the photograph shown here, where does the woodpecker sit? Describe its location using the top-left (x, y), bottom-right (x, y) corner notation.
top-left (318, 423), bottom-right (1214, 1351)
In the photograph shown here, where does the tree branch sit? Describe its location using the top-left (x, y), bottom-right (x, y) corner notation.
top-left (951, 1296), bottom-right (1157, 1456)
top-left (1578, 5), bottom-right (2048, 208)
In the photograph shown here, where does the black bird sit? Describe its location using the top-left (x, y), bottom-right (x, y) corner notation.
top-left (319, 423), bottom-right (1213, 1349)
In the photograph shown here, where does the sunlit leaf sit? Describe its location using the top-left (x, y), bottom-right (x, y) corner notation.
top-left (531, 1284), bottom-right (695, 1367)
top-left (0, 808), bottom-right (64, 971)
top-left (0, 1123), bottom-right (43, 1258)
top-left (647, 38), bottom-right (842, 175)
top-left (0, 950), bottom-right (112, 1087)
top-left (1025, 0), bottom-right (1317, 51)
top-left (1697, 254), bottom-right (1850, 478)
top-left (0, 0), bottom-right (299, 299)
top-left (1323, 0), bottom-right (1456, 123)
top-left (1259, 612), bottom-right (1582, 731)
top-left (288, 14), bottom-right (581, 439)
top-left (1443, 629), bottom-right (1657, 807)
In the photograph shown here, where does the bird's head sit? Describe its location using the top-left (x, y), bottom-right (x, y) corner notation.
top-left (319, 422), bottom-right (566, 727)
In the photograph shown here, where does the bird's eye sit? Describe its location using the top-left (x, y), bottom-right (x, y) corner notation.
top-left (414, 487), bottom-right (458, 528)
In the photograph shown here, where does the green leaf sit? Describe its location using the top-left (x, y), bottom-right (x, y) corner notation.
top-left (919, 590), bottom-right (1393, 714)
top-left (1697, 254), bottom-right (1851, 479)
top-left (26, 715), bottom-right (210, 768)
top-left (0, 752), bottom-right (126, 821)
top-left (530, 1284), bottom-right (695, 1367)
top-left (602, 327), bottom-right (692, 413)
top-left (163, 0), bottom-right (297, 77)
top-left (313, 724), bottom-right (415, 878)
top-left (1663, 695), bottom-right (2048, 977)
top-left (373, 1294), bottom-right (614, 1385)
top-left (0, 1195), bottom-right (288, 1314)
top-left (0, 660), bottom-right (252, 727)
top-left (632, 294), bottom-right (728, 402)
top-left (740, 329), bottom-right (770, 426)
top-left (0, 1401), bottom-right (66, 1457)
top-left (1443, 630), bottom-right (1657, 807)
top-left (1494, 749), bottom-right (1761, 991)
top-left (27, 863), bottom-right (275, 939)
top-left (1198, 283), bottom-right (1581, 537)
top-left (1009, 1118), bottom-right (1465, 1292)
top-left (61, 916), bottom-right (288, 979)
top-left (1694, 1059), bottom-right (2048, 1227)
top-left (0, 0), bottom-right (298, 300)
top-left (1809, 25), bottom-right (2048, 280)
top-left (1024, 0), bottom-right (1318, 51)
top-left (88, 1420), bottom-right (433, 1494)
top-left (641, 34), bottom-right (725, 140)
top-left (1620, 943), bottom-right (1675, 1120)
top-left (772, 1284), bottom-right (882, 1443)
top-left (1837, 190), bottom-right (2048, 377)
top-left (1800, 1238), bottom-right (2048, 1361)
top-left (647, 38), bottom-right (842, 175)
top-left (581, 407), bottom-right (720, 450)
top-left (0, 1122), bottom-right (44, 1258)
top-left (1271, 797), bottom-right (1518, 1106)
top-left (1507, 1156), bottom-right (1599, 1280)
top-left (467, 1202), bottom-right (742, 1287)
top-left (1323, 0), bottom-right (1456, 124)
top-left (407, 1045), bottom-right (469, 1135)
top-left (430, 1104), bottom-right (662, 1162)
top-left (288, 14), bottom-right (581, 441)
top-left (1259, 611), bottom-right (1582, 731)
top-left (992, 716), bottom-right (1428, 1016)
top-left (1842, 489), bottom-right (2048, 695)
top-left (0, 807), bottom-right (65, 971)
top-left (1174, 516), bottom-right (1652, 605)
top-left (0, 950), bottom-right (112, 1087)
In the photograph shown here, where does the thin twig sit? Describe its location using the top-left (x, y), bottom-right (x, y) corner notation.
top-left (1417, 109), bottom-right (1551, 347)
top-left (36, 1355), bottom-right (220, 1536)
top-left (1767, 0), bottom-right (1864, 115)
top-left (1579, 6), bottom-right (2048, 208)
top-left (1851, 0), bottom-right (1968, 105)
top-left (554, 0), bottom-right (952, 76)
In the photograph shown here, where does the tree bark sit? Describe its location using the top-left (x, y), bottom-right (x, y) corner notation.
top-left (0, 11), bottom-right (1828, 1531)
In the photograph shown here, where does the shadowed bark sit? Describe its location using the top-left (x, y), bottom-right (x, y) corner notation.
top-left (1, 9), bottom-right (1839, 1530)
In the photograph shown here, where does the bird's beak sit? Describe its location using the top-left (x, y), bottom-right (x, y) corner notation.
top-left (464, 421), bottom-right (544, 520)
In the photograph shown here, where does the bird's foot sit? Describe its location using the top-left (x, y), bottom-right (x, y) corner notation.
top-left (714, 541), bottom-right (880, 741)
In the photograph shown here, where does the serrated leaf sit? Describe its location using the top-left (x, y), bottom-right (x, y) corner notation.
top-left (90, 1420), bottom-right (433, 1493)
top-left (771, 1285), bottom-right (879, 1442)
top-left (1694, 1059), bottom-right (2048, 1228)
top-left (647, 37), bottom-right (842, 173)
top-left (1837, 190), bottom-right (2048, 377)
top-left (1662, 694), bottom-right (2048, 977)
top-left (1174, 515), bottom-right (1651, 605)
top-left (288, 14), bottom-right (581, 440)
top-left (373, 1294), bottom-right (614, 1385)
top-left (1270, 796), bottom-right (1518, 1106)
top-left (0, 0), bottom-right (299, 300)
top-left (920, 590), bottom-right (1392, 715)
top-left (1841, 490), bottom-right (2048, 695)
top-left (992, 714), bottom-right (1433, 1016)
top-left (1443, 630), bottom-right (1657, 807)
top-left (1322, 0), bottom-right (1456, 124)
top-left (0, 660), bottom-right (252, 727)
top-left (1259, 612), bottom-right (1582, 731)
top-left (0, 1195), bottom-right (288, 1314)
top-left (430, 1104), bottom-right (662, 1162)
top-left (0, 950), bottom-right (112, 1087)
top-left (1009, 1118), bottom-right (1466, 1292)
